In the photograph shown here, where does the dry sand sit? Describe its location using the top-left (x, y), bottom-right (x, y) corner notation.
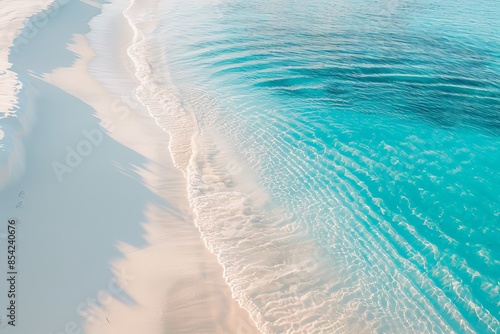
top-left (0, 0), bottom-right (259, 333)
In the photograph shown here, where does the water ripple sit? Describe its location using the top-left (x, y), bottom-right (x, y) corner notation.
top-left (145, 0), bottom-right (500, 332)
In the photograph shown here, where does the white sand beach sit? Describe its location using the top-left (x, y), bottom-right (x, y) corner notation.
top-left (0, 0), bottom-right (258, 333)
top-left (3, 0), bottom-right (500, 333)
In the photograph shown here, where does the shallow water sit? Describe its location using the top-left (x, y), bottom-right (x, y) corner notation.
top-left (127, 0), bottom-right (500, 332)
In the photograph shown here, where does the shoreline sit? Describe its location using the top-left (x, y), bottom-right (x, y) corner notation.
top-left (2, 0), bottom-right (499, 333)
top-left (0, 0), bottom-right (259, 332)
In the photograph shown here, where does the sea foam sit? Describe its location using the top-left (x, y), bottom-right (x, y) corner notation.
top-left (120, 0), bottom-right (500, 332)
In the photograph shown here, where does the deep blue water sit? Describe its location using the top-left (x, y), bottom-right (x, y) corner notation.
top-left (148, 0), bottom-right (499, 332)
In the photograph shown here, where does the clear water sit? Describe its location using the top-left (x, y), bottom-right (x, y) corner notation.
top-left (131, 0), bottom-right (500, 332)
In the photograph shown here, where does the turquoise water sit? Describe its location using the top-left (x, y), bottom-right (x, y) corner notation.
top-left (145, 0), bottom-right (499, 332)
